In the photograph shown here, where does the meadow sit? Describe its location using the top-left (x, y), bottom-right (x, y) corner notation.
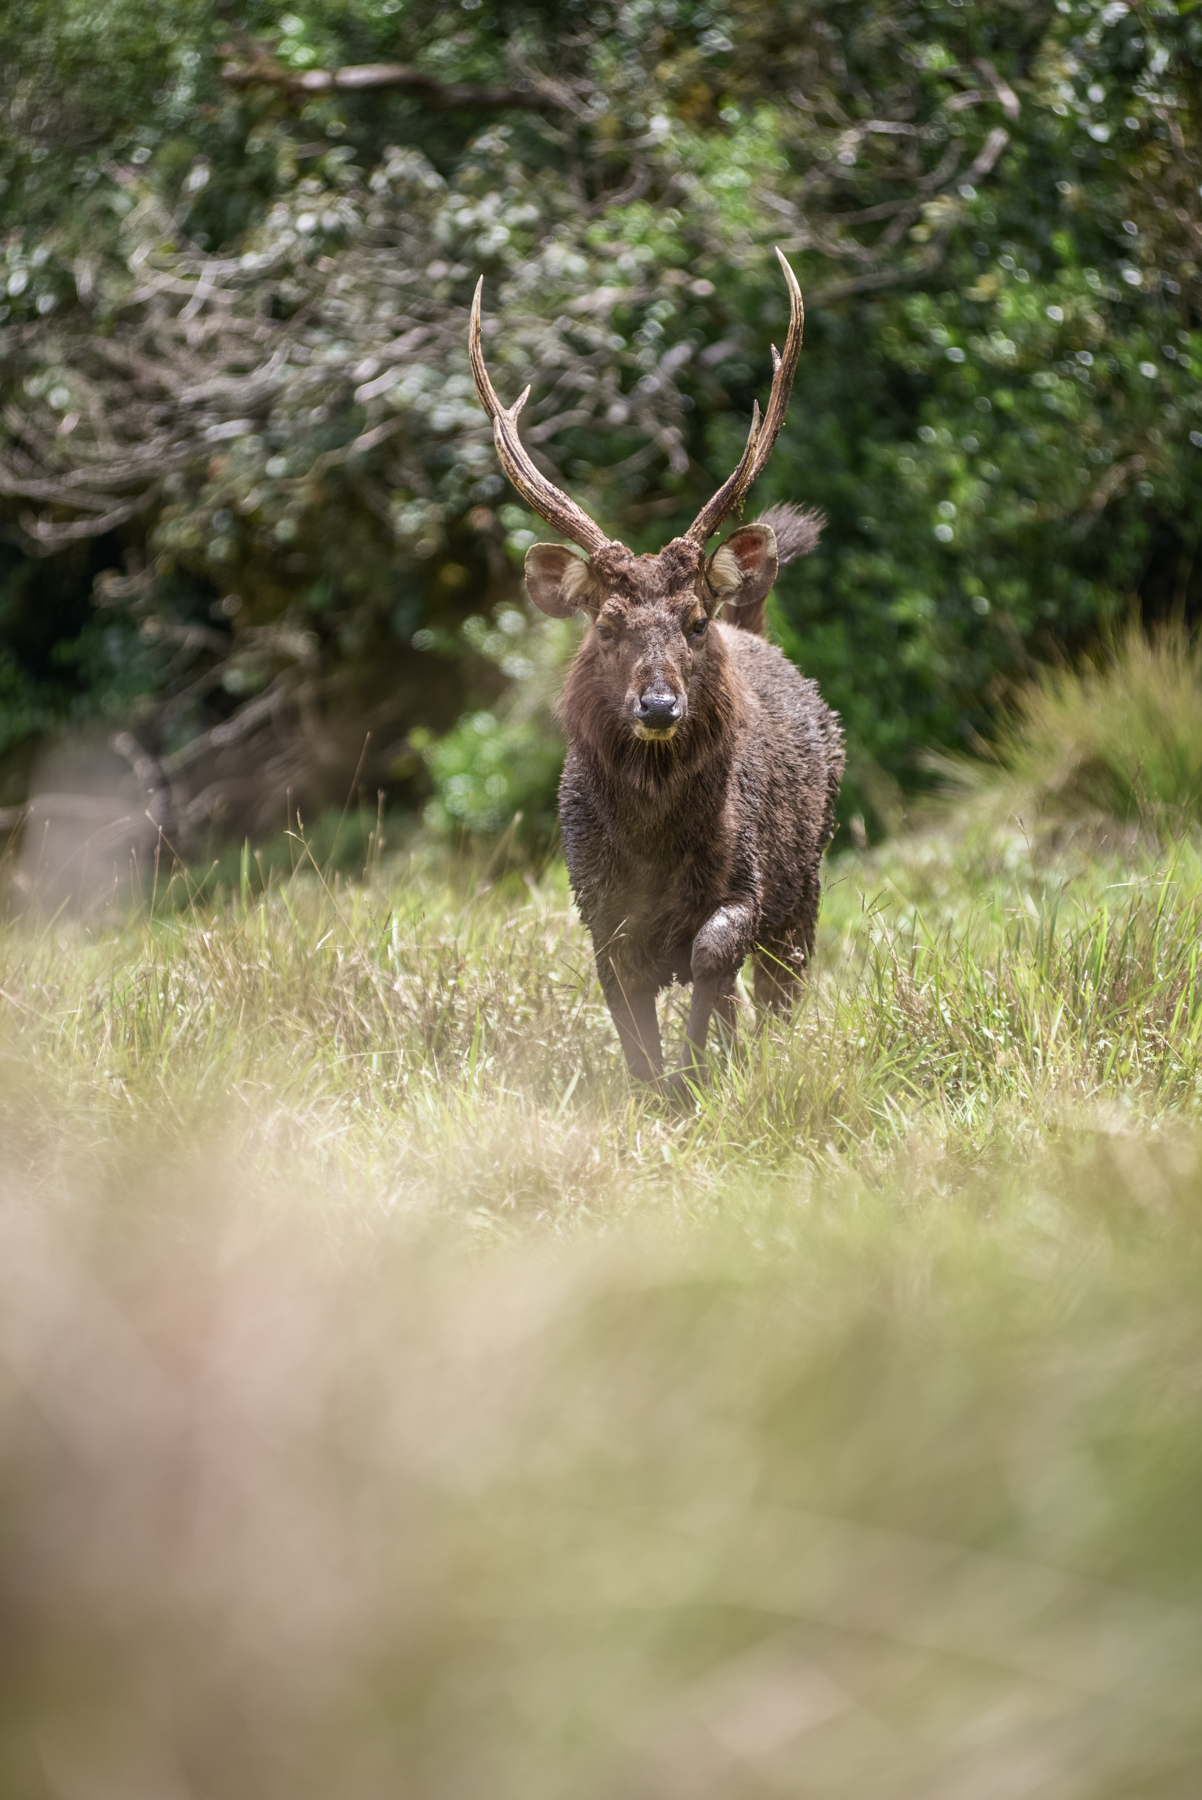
top-left (3, 641), bottom-right (1202, 1797)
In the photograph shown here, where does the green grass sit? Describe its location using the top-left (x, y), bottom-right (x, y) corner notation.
top-left (934, 620), bottom-right (1202, 845)
top-left (3, 799), bottom-right (1202, 1796)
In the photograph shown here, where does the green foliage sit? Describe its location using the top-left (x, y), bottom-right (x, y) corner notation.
top-left (421, 706), bottom-right (567, 844)
top-left (419, 598), bottom-right (578, 845)
top-left (2, 0), bottom-right (1201, 840)
top-left (743, 0), bottom-right (1202, 808)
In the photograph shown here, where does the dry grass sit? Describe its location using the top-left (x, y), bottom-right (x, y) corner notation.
top-left (2, 813), bottom-right (1202, 1797)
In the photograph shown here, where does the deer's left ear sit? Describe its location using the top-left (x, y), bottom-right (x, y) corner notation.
top-left (703, 524), bottom-right (779, 616)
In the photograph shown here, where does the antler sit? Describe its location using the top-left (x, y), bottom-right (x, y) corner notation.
top-left (469, 279), bottom-right (610, 557)
top-left (686, 248), bottom-right (805, 546)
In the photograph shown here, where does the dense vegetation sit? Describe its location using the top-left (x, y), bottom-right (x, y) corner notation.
top-left (2, 0), bottom-right (1201, 843)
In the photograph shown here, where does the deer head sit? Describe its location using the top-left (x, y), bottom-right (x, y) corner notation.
top-left (469, 250), bottom-right (805, 744)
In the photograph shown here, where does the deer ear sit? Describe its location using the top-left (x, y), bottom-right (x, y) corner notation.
top-left (524, 545), bottom-right (599, 618)
top-left (704, 524), bottom-right (779, 614)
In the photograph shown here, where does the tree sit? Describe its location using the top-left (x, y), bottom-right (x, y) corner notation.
top-left (1, 0), bottom-right (1199, 845)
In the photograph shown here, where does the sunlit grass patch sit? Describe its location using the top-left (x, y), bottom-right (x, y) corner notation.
top-left (6, 823), bottom-right (1202, 1218)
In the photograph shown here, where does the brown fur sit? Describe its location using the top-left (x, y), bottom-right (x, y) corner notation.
top-left (528, 512), bottom-right (843, 1088)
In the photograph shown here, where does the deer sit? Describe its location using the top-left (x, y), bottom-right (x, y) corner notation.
top-left (469, 249), bottom-right (844, 1091)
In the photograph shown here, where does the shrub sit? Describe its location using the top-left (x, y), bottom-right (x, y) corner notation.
top-left (5, 0), bottom-right (1202, 839)
top-left (420, 603), bottom-right (577, 849)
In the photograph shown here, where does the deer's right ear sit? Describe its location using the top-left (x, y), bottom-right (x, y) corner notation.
top-left (524, 545), bottom-right (598, 618)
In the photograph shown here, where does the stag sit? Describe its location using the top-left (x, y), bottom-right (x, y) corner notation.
top-left (469, 250), bottom-right (844, 1089)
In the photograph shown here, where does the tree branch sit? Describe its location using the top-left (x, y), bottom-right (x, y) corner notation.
top-left (219, 52), bottom-right (573, 114)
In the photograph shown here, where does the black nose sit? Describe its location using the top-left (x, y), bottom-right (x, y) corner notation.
top-left (636, 691), bottom-right (682, 729)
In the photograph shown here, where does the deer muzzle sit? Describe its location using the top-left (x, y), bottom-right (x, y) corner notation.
top-left (632, 687), bottom-right (685, 741)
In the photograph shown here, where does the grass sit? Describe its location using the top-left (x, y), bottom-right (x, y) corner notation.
top-left (4, 713), bottom-right (1202, 1792)
top-left (934, 619), bottom-right (1202, 844)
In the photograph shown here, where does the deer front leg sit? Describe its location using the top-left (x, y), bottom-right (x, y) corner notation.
top-left (678, 900), bottom-right (758, 1078)
top-left (600, 967), bottom-right (663, 1082)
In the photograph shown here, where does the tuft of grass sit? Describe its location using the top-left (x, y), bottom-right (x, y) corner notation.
top-left (937, 620), bottom-right (1202, 844)
top-left (3, 808), bottom-right (1202, 1795)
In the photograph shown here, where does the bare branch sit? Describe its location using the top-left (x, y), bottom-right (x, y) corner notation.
top-left (974, 59), bottom-right (1021, 121)
top-left (965, 127), bottom-right (1012, 184)
top-left (219, 52), bottom-right (574, 115)
top-left (17, 488), bottom-right (163, 553)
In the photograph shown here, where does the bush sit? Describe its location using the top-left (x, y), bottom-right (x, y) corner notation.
top-left (420, 603), bottom-right (576, 848)
top-left (4, 0), bottom-right (1202, 840)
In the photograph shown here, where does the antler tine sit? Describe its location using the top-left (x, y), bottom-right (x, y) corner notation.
top-left (469, 279), bottom-right (610, 557)
top-left (685, 402), bottom-right (762, 547)
top-left (746, 248), bottom-right (805, 488)
top-left (686, 248), bottom-right (805, 546)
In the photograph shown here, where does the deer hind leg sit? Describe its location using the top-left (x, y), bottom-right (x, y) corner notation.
top-left (753, 915), bottom-right (814, 1016)
top-left (602, 975), bottom-right (663, 1083)
top-left (712, 980), bottom-right (742, 1034)
top-left (753, 936), bottom-right (802, 1013)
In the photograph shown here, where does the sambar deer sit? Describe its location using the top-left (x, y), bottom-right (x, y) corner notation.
top-left (469, 250), bottom-right (844, 1090)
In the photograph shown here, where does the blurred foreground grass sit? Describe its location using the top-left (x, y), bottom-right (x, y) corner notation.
top-left (2, 805), bottom-right (1202, 1798)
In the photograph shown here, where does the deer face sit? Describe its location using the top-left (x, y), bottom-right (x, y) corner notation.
top-left (468, 249), bottom-right (804, 742)
top-left (523, 526), bottom-right (779, 743)
top-left (595, 592), bottom-right (707, 741)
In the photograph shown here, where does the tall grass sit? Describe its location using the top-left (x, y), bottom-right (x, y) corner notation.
top-left (3, 737), bottom-right (1202, 1794)
top-left (9, 832), bottom-right (1202, 1209)
top-left (940, 620), bottom-right (1202, 842)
